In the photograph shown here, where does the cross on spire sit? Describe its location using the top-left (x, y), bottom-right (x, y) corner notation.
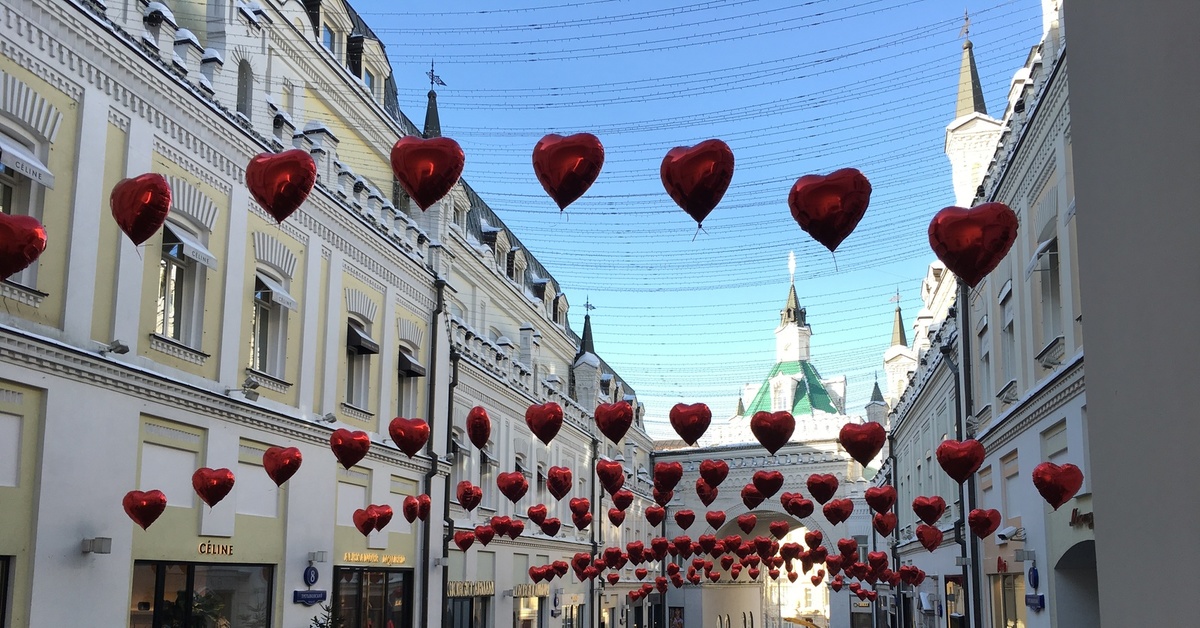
top-left (959, 9), bottom-right (971, 38)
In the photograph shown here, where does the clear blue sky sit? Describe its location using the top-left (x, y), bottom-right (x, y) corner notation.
top-left (354, 0), bottom-right (1045, 439)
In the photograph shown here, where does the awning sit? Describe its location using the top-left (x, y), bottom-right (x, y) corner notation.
top-left (346, 323), bottom-right (379, 355)
top-left (397, 351), bottom-right (426, 377)
top-left (0, 134), bottom-right (54, 188)
top-left (165, 223), bottom-right (217, 269)
top-left (255, 272), bottom-right (297, 311)
top-left (1024, 238), bottom-right (1057, 279)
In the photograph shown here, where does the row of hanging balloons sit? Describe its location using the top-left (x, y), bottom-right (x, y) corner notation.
top-left (0, 132), bottom-right (1019, 290)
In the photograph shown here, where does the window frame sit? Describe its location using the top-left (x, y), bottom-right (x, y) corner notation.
top-left (345, 318), bottom-right (377, 411)
top-left (129, 560), bottom-right (275, 628)
top-left (154, 221), bottom-right (211, 349)
top-left (249, 271), bottom-right (291, 378)
top-left (236, 60), bottom-right (254, 120)
top-left (0, 127), bottom-right (47, 289)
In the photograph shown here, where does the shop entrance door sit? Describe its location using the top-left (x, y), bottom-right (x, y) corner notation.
top-left (334, 567), bottom-right (413, 628)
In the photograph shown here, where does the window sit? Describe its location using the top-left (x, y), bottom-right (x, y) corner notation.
top-left (322, 25), bottom-right (337, 55)
top-left (536, 464), bottom-right (547, 504)
top-left (451, 428), bottom-right (470, 488)
top-left (0, 131), bottom-right (51, 287)
top-left (562, 605), bottom-right (579, 628)
top-left (1039, 240), bottom-right (1062, 342)
top-left (155, 223), bottom-right (213, 347)
top-left (129, 562), bottom-right (273, 628)
top-left (236, 60), bottom-right (253, 120)
top-left (249, 272), bottom-right (294, 377)
top-left (397, 346), bottom-right (425, 417)
top-left (0, 555), bottom-right (9, 626)
top-left (515, 594), bottom-right (545, 628)
top-left (364, 69), bottom-right (375, 95)
top-left (480, 442), bottom-right (497, 509)
top-left (450, 597), bottom-right (490, 628)
top-left (346, 319), bottom-right (378, 410)
top-left (991, 573), bottom-right (1027, 628)
top-left (1001, 319), bottom-right (1016, 384)
top-left (1001, 452), bottom-right (1020, 519)
top-left (333, 567), bottom-right (413, 628)
top-left (281, 81), bottom-right (295, 115)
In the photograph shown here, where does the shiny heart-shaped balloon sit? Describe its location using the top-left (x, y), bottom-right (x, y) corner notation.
top-left (672, 510), bottom-right (695, 530)
top-left (752, 470), bottom-right (785, 498)
top-left (529, 566), bottom-right (545, 584)
top-left (669, 403), bottom-right (712, 445)
top-left (608, 507), bottom-right (627, 527)
top-left (474, 525), bottom-right (495, 546)
top-left (705, 510), bottom-right (726, 529)
top-left (352, 508), bottom-right (379, 536)
top-left (867, 551), bottom-right (888, 571)
top-left (111, 173), bottom-right (171, 245)
top-left (708, 570), bottom-right (722, 583)
top-left (569, 497), bottom-right (591, 516)
top-left (192, 467), bottom-right (235, 508)
top-left (784, 494), bottom-right (815, 519)
top-left (825, 555), bottom-right (844, 576)
top-left (916, 524), bottom-right (943, 552)
top-left (595, 401), bottom-right (633, 445)
top-left (804, 530), bottom-right (823, 550)
top-left (612, 489), bottom-right (635, 511)
top-left (787, 168), bottom-right (872, 252)
top-left (912, 496), bottom-right (947, 526)
top-left (552, 560), bottom-right (569, 577)
top-left (830, 576), bottom-right (844, 592)
top-left (453, 530), bottom-right (475, 551)
top-left (330, 428), bottom-right (371, 469)
top-left (836, 538), bottom-right (859, 559)
top-left (369, 504), bottom-right (393, 530)
top-left (526, 402), bottom-right (564, 446)
top-left (741, 484), bottom-right (765, 510)
top-left (736, 514), bottom-right (758, 535)
top-left (660, 139), bottom-right (735, 226)
top-left (246, 149), bottom-right (317, 223)
top-left (751, 411), bottom-right (795, 454)
top-left (698, 459), bottom-right (729, 487)
top-left (466, 406), bottom-right (491, 450)
top-left (928, 202), bottom-right (1019, 287)
top-left (539, 517), bottom-right (562, 537)
top-left (388, 417), bottom-right (430, 458)
top-left (507, 519), bottom-right (525, 540)
top-left (123, 489), bottom-right (167, 529)
top-left (968, 508), bottom-right (1003, 538)
top-left (806, 474), bottom-right (839, 504)
top-left (936, 439), bottom-right (986, 484)
top-left (1032, 462), bottom-right (1084, 510)
top-left (402, 496), bottom-right (420, 523)
top-left (417, 494), bottom-right (431, 521)
top-left (532, 133), bottom-right (605, 210)
top-left (769, 520), bottom-right (790, 540)
top-left (646, 505), bottom-right (666, 527)
top-left (780, 542), bottom-right (801, 561)
top-left (262, 446), bottom-right (303, 486)
top-left (635, 567), bottom-right (649, 580)
top-left (0, 213), bottom-right (47, 280)
top-left (864, 485), bottom-right (897, 514)
top-left (697, 535), bottom-right (717, 555)
top-left (497, 471), bottom-right (529, 503)
top-left (653, 487), bottom-right (674, 507)
top-left (747, 567), bottom-right (761, 581)
top-left (547, 466), bottom-right (573, 501)
top-left (823, 498), bottom-right (854, 525)
top-left (810, 546), bottom-right (828, 564)
top-left (607, 572), bottom-right (621, 585)
top-left (873, 512), bottom-right (898, 537)
top-left (838, 422), bottom-right (887, 466)
top-left (653, 461), bottom-right (684, 493)
top-left (457, 481), bottom-right (483, 512)
top-left (673, 535), bottom-right (693, 557)
top-left (573, 511), bottom-right (593, 530)
top-left (596, 459), bottom-right (625, 495)
top-left (490, 516), bottom-right (512, 537)
top-left (527, 503), bottom-right (548, 525)
top-left (390, 136), bottom-right (465, 210)
top-left (626, 541), bottom-right (646, 564)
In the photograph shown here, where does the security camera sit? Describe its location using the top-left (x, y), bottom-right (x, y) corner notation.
top-left (996, 526), bottom-right (1018, 541)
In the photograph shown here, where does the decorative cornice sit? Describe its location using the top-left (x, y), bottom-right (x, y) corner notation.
top-left (979, 358), bottom-right (1084, 451)
top-left (0, 280), bottom-right (46, 307)
top-left (149, 333), bottom-right (209, 365)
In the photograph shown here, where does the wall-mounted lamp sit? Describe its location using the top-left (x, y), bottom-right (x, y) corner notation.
top-left (81, 537), bottom-right (112, 554)
top-left (100, 340), bottom-right (129, 356)
top-left (308, 551), bottom-right (328, 563)
top-left (227, 377), bottom-right (261, 401)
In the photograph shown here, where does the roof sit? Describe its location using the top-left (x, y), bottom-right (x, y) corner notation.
top-left (956, 40), bottom-right (988, 118)
top-left (742, 361), bottom-right (839, 417)
top-left (423, 90), bottom-right (441, 138)
top-left (891, 305), bottom-right (908, 347)
top-left (870, 381), bottom-right (885, 403)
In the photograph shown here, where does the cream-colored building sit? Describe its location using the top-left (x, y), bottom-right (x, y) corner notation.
top-left (0, 0), bottom-right (645, 627)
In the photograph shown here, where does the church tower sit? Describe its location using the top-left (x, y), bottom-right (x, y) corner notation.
top-left (776, 252), bottom-right (812, 363)
top-left (944, 16), bottom-right (1004, 206)
top-left (883, 303), bottom-right (917, 407)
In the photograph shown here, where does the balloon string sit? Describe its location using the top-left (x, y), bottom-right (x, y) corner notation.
top-left (692, 224), bottom-right (708, 242)
top-left (561, 210), bottom-right (570, 223)
top-left (831, 251), bottom-right (839, 272)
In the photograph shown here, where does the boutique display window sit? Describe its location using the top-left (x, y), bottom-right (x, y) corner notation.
top-left (128, 561), bottom-right (273, 628)
top-left (333, 567), bottom-right (413, 628)
top-left (448, 596), bottom-right (490, 628)
top-left (514, 595), bottom-right (546, 628)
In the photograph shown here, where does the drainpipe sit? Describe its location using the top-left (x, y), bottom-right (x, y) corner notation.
top-left (419, 277), bottom-right (447, 628)
top-left (887, 432), bottom-right (903, 628)
top-left (440, 350), bottom-right (461, 628)
top-left (941, 339), bottom-right (972, 628)
top-left (955, 281), bottom-right (984, 628)
top-left (591, 435), bottom-right (601, 628)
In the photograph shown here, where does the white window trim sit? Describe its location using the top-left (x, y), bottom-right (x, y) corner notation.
top-left (250, 270), bottom-right (292, 380)
top-left (154, 221), bottom-right (210, 351)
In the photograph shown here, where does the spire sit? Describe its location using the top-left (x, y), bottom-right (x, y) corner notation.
top-left (580, 313), bottom-right (595, 355)
top-left (423, 90), bottom-right (441, 138)
top-left (956, 38), bottom-right (988, 118)
top-left (870, 380), bottom-right (885, 404)
top-left (891, 305), bottom-right (908, 348)
top-left (736, 394), bottom-right (745, 417)
top-left (780, 253), bottom-right (806, 327)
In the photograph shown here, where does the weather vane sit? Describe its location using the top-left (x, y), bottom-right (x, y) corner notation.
top-left (584, 297), bottom-right (596, 312)
top-left (959, 9), bottom-right (971, 39)
top-left (427, 59), bottom-right (446, 90)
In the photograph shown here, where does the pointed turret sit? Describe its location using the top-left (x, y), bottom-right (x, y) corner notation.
top-left (870, 381), bottom-right (885, 404)
top-left (956, 40), bottom-right (988, 118)
top-left (776, 281), bottom-right (812, 363)
top-left (890, 305), bottom-right (908, 348)
top-left (572, 312), bottom-right (601, 404)
top-left (579, 313), bottom-right (595, 356)
top-left (781, 283), bottom-right (806, 327)
top-left (423, 89), bottom-right (441, 139)
top-left (735, 395), bottom-right (745, 417)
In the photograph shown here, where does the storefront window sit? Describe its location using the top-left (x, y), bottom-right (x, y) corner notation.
top-left (449, 596), bottom-right (490, 628)
top-left (333, 567), bottom-right (413, 628)
top-left (129, 561), bottom-right (273, 628)
top-left (0, 555), bottom-right (9, 628)
top-left (515, 596), bottom-right (545, 628)
top-left (991, 574), bottom-right (1027, 628)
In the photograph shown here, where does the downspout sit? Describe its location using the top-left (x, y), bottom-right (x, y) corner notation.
top-left (590, 435), bottom-right (601, 628)
top-left (419, 277), bottom-right (447, 628)
top-left (941, 337), bottom-right (972, 628)
top-left (887, 431), bottom-right (903, 628)
top-left (440, 350), bottom-right (461, 628)
top-left (956, 281), bottom-right (984, 628)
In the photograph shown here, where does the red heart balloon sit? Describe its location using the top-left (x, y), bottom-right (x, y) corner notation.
top-left (123, 489), bottom-right (167, 530)
top-left (607, 572), bottom-right (621, 585)
top-left (330, 428), bottom-right (371, 469)
top-left (708, 570), bottom-right (722, 583)
top-left (674, 510), bottom-right (696, 530)
top-left (803, 530), bottom-right (823, 550)
top-left (787, 168), bottom-right (872, 252)
top-left (353, 508), bottom-right (379, 536)
top-left (453, 530), bottom-right (475, 551)
top-left (823, 498), bottom-right (854, 525)
top-left (646, 505), bottom-right (666, 527)
top-left (830, 576), bottom-right (844, 592)
top-left (729, 565), bottom-right (742, 580)
top-left (490, 516), bottom-right (512, 537)
top-left (747, 567), bottom-right (761, 581)
top-left (388, 417), bottom-right (430, 458)
top-left (741, 484), bottom-right (765, 510)
top-left (416, 494), bottom-right (431, 521)
top-left (873, 512), bottom-right (898, 537)
top-left (752, 470), bottom-right (785, 498)
top-left (769, 520), bottom-right (790, 540)
top-left (612, 489), bottom-right (635, 511)
top-left (653, 461), bottom-right (684, 493)
top-left (402, 496), bottom-right (419, 523)
top-left (547, 466), bottom-right (573, 501)
top-left (864, 485), bottom-right (897, 514)
top-left (608, 507), bottom-right (627, 527)
top-left (369, 504), bottom-right (393, 531)
top-left (968, 508), bottom-right (1002, 538)
top-left (916, 524), bottom-right (943, 552)
top-left (596, 459), bottom-right (625, 494)
top-left (572, 512), bottom-right (593, 530)
top-left (809, 572), bottom-right (823, 586)
top-left (526, 402), bottom-right (564, 446)
top-left (262, 446), bottom-right (302, 486)
top-left (0, 213), bottom-right (47, 280)
top-left (532, 133), bottom-right (605, 210)
top-left (1032, 462), bottom-right (1084, 510)
top-left (569, 498), bottom-right (590, 516)
top-left (507, 519), bottom-right (525, 540)
top-left (719, 555), bottom-right (735, 570)
top-left (540, 517), bottom-right (562, 537)
top-left (936, 439), bottom-right (986, 484)
top-left (474, 525), bottom-right (495, 546)
top-left (465, 406), bottom-right (491, 450)
top-left (529, 566), bottom-right (544, 584)
top-left (836, 538), bottom-right (859, 559)
top-left (784, 494), bottom-right (815, 519)
top-left (867, 551), bottom-right (888, 571)
top-left (111, 173), bottom-right (171, 245)
top-left (660, 139), bottom-right (735, 226)
top-left (635, 567), bottom-right (649, 581)
top-left (527, 503), bottom-right (548, 525)
top-left (705, 510), bottom-right (726, 529)
top-left (626, 541), bottom-right (646, 564)
top-left (390, 136), bottom-right (464, 211)
top-left (653, 487), bottom-right (674, 507)
top-left (750, 411), bottom-right (795, 454)
top-left (825, 555), bottom-right (844, 576)
top-left (669, 403), bottom-right (712, 445)
top-left (246, 149), bottom-right (317, 223)
top-left (595, 401), bottom-right (633, 445)
top-left (192, 467), bottom-right (235, 508)
top-left (806, 474), bottom-right (839, 504)
top-left (699, 459), bottom-right (729, 488)
top-left (457, 481), bottom-right (483, 512)
top-left (736, 514), bottom-right (758, 535)
top-left (839, 422), bottom-right (887, 466)
top-left (912, 496), bottom-right (947, 526)
top-left (497, 472), bottom-right (529, 503)
top-left (928, 202), bottom-right (1019, 287)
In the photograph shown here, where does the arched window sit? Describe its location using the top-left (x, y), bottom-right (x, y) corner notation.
top-left (236, 60), bottom-right (254, 120)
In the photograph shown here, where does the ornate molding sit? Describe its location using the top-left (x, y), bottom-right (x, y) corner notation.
top-left (0, 280), bottom-right (46, 307)
top-left (107, 106), bottom-right (130, 131)
top-left (244, 367), bottom-right (292, 393)
top-left (149, 333), bottom-right (209, 365)
top-left (980, 359), bottom-right (1084, 451)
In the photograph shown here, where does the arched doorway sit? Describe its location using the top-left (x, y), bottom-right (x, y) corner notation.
top-left (1053, 540), bottom-right (1099, 628)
